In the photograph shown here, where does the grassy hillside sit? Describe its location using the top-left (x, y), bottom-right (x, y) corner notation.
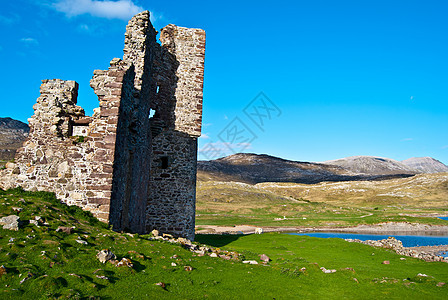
top-left (1, 188), bottom-right (447, 299)
top-left (196, 173), bottom-right (448, 227)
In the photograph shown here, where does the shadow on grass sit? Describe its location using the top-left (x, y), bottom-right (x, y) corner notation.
top-left (195, 234), bottom-right (244, 247)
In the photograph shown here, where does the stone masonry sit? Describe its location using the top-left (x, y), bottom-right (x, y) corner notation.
top-left (0, 11), bottom-right (205, 240)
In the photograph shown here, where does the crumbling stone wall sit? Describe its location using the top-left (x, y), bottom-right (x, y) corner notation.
top-left (0, 60), bottom-right (135, 223)
top-left (0, 11), bottom-right (205, 240)
top-left (146, 25), bottom-right (205, 238)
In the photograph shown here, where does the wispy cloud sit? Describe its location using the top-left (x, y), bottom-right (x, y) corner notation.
top-left (401, 138), bottom-right (413, 142)
top-left (78, 24), bottom-right (90, 31)
top-left (199, 133), bottom-right (210, 140)
top-left (198, 141), bottom-right (252, 160)
top-left (52, 0), bottom-right (144, 20)
top-left (442, 145), bottom-right (448, 150)
top-left (20, 38), bottom-right (39, 45)
top-left (0, 14), bottom-right (20, 25)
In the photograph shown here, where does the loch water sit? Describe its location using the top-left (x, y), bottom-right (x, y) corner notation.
top-left (289, 232), bottom-right (448, 248)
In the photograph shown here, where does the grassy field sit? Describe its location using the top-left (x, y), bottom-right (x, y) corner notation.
top-left (196, 173), bottom-right (448, 227)
top-left (1, 188), bottom-right (448, 299)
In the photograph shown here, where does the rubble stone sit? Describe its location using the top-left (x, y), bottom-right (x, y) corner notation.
top-left (0, 215), bottom-right (20, 230)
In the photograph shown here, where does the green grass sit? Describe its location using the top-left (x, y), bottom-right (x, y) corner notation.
top-left (196, 176), bottom-right (448, 227)
top-left (1, 188), bottom-right (447, 299)
top-left (197, 233), bottom-right (448, 299)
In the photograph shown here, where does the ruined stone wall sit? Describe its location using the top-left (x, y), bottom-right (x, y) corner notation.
top-left (0, 60), bottom-right (135, 222)
top-left (146, 26), bottom-right (205, 240)
top-left (0, 11), bottom-right (205, 239)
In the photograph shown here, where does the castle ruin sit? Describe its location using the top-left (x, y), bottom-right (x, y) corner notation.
top-left (0, 11), bottom-right (205, 240)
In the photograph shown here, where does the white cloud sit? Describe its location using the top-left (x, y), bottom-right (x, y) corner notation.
top-left (20, 38), bottom-right (39, 45)
top-left (53, 0), bottom-right (144, 20)
top-left (199, 133), bottom-right (210, 140)
top-left (442, 145), bottom-right (448, 149)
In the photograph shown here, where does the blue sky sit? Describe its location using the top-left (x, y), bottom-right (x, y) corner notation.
top-left (0, 0), bottom-right (447, 164)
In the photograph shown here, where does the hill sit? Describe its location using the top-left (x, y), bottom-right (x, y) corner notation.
top-left (402, 157), bottom-right (448, 173)
top-left (196, 171), bottom-right (448, 227)
top-left (324, 156), bottom-right (417, 175)
top-left (197, 153), bottom-right (415, 184)
top-left (0, 117), bottom-right (29, 161)
top-left (1, 188), bottom-right (447, 298)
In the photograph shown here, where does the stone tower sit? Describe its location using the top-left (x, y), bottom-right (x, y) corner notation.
top-left (0, 11), bottom-right (205, 240)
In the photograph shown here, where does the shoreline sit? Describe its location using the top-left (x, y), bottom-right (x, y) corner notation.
top-left (195, 222), bottom-right (448, 262)
top-left (196, 222), bottom-right (448, 235)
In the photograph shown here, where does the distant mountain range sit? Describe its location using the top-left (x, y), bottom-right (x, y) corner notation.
top-left (401, 157), bottom-right (448, 173)
top-left (198, 153), bottom-right (448, 184)
top-left (324, 156), bottom-right (448, 174)
top-left (1, 117), bottom-right (447, 182)
top-left (0, 117), bottom-right (29, 161)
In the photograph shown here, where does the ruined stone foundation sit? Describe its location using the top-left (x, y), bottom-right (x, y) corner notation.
top-left (0, 11), bottom-right (205, 240)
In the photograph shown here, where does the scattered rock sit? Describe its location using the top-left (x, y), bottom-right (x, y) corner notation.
top-left (97, 249), bottom-right (116, 263)
top-left (96, 275), bottom-right (109, 280)
top-left (155, 282), bottom-right (166, 289)
top-left (259, 254), bottom-right (270, 262)
top-left (242, 260), bottom-right (258, 265)
top-left (30, 220), bottom-right (39, 227)
top-left (76, 239), bottom-right (88, 245)
top-left (0, 265), bottom-right (7, 277)
top-left (151, 229), bottom-right (159, 236)
top-left (320, 267), bottom-right (336, 273)
top-left (347, 237), bottom-right (448, 263)
top-left (12, 207), bottom-right (23, 212)
top-left (19, 272), bottom-right (33, 284)
top-left (56, 226), bottom-right (74, 234)
top-left (184, 266), bottom-right (193, 272)
top-left (209, 253), bottom-right (218, 258)
top-left (0, 215), bottom-right (20, 230)
top-left (382, 261), bottom-right (390, 265)
top-left (171, 262), bottom-right (177, 267)
top-left (436, 282), bottom-right (445, 287)
top-left (116, 258), bottom-right (133, 268)
top-left (400, 258), bottom-right (406, 261)
top-left (353, 278), bottom-right (359, 283)
top-left (163, 233), bottom-right (174, 238)
top-left (68, 273), bottom-right (82, 278)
